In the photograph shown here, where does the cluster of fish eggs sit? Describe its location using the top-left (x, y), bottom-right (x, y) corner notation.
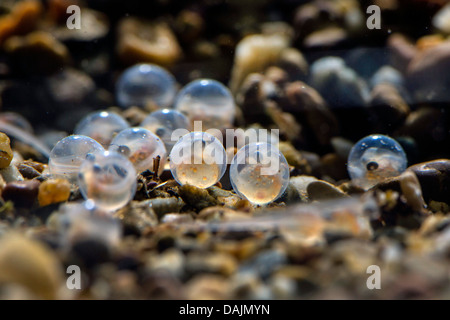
top-left (47, 63), bottom-right (408, 211)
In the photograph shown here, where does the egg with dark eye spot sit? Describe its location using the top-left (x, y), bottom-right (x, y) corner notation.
top-left (347, 134), bottom-right (407, 190)
top-left (109, 127), bottom-right (167, 175)
top-left (230, 142), bottom-right (290, 205)
top-left (141, 109), bottom-right (191, 153)
top-left (78, 150), bottom-right (137, 212)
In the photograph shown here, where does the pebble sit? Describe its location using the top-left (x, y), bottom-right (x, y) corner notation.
top-left (0, 133), bottom-right (13, 169)
top-left (229, 33), bottom-right (289, 93)
top-left (186, 251), bottom-right (238, 276)
top-left (4, 31), bottom-right (70, 75)
top-left (116, 201), bottom-right (158, 234)
top-left (284, 81), bottom-right (339, 146)
top-left (310, 56), bottom-right (370, 108)
top-left (307, 180), bottom-right (348, 201)
top-left (432, 3), bottom-right (450, 34)
top-left (146, 248), bottom-right (185, 279)
top-left (0, 0), bottom-right (42, 45)
top-left (178, 185), bottom-right (222, 211)
top-left (38, 178), bottom-right (71, 207)
top-left (387, 33), bottom-right (417, 74)
top-left (408, 159), bottom-right (450, 204)
top-left (2, 180), bottom-right (40, 208)
top-left (407, 41), bottom-right (450, 103)
top-left (368, 83), bottom-right (410, 132)
top-left (117, 18), bottom-right (182, 66)
top-left (0, 233), bottom-right (63, 299)
top-left (185, 274), bottom-right (231, 300)
top-left (0, 164), bottom-right (24, 182)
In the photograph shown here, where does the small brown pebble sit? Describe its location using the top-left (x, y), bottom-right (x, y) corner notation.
top-left (16, 163), bottom-right (41, 179)
top-left (0, 0), bottom-right (43, 46)
top-left (0, 233), bottom-right (63, 299)
top-left (0, 133), bottom-right (13, 169)
top-left (2, 180), bottom-right (40, 208)
top-left (4, 31), bottom-right (70, 74)
top-left (38, 178), bottom-right (71, 207)
top-left (117, 18), bottom-right (182, 66)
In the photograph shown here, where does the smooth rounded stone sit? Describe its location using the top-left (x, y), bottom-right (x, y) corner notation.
top-left (307, 180), bottom-right (348, 201)
top-left (0, 233), bottom-right (63, 299)
top-left (283, 81), bottom-right (339, 147)
top-left (117, 18), bottom-right (182, 67)
top-left (275, 48), bottom-right (309, 82)
top-left (407, 41), bottom-right (450, 103)
top-left (239, 249), bottom-right (287, 279)
top-left (409, 159), bottom-right (450, 204)
top-left (185, 274), bottom-right (231, 300)
top-left (275, 182), bottom-right (301, 205)
top-left (345, 47), bottom-right (389, 80)
top-left (432, 3), bottom-right (450, 34)
top-left (69, 238), bottom-right (111, 269)
top-left (146, 249), bottom-right (185, 279)
top-left (229, 33), bottom-right (289, 93)
top-left (205, 187), bottom-right (242, 209)
top-left (38, 178), bottom-right (71, 207)
top-left (368, 83), bottom-right (410, 132)
top-left (0, 164), bottom-right (24, 182)
top-left (0, 133), bottom-right (13, 169)
top-left (290, 176), bottom-right (319, 202)
top-left (141, 197), bottom-right (185, 219)
top-left (278, 142), bottom-right (311, 175)
top-left (186, 251), bottom-right (238, 276)
top-left (0, 112), bottom-right (34, 133)
top-left (197, 206), bottom-right (251, 222)
top-left (230, 272), bottom-right (273, 300)
top-left (331, 137), bottom-right (354, 159)
top-left (387, 33), bottom-right (417, 75)
top-left (370, 66), bottom-right (406, 91)
top-left (2, 180), bottom-right (40, 208)
top-left (303, 27), bottom-right (349, 49)
top-left (320, 153), bottom-right (348, 181)
top-left (268, 274), bottom-right (298, 299)
top-left (160, 213), bottom-right (194, 225)
top-left (4, 31), bottom-right (70, 75)
top-left (310, 56), bottom-right (370, 108)
top-left (235, 73), bottom-right (267, 123)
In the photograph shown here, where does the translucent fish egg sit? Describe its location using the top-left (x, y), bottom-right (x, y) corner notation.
top-left (49, 135), bottom-right (104, 183)
top-left (229, 142), bottom-right (290, 205)
top-left (347, 134), bottom-right (407, 190)
top-left (169, 131), bottom-right (227, 188)
top-left (74, 111), bottom-right (130, 147)
top-left (109, 127), bottom-right (167, 174)
top-left (78, 150), bottom-right (137, 212)
top-left (174, 79), bottom-right (235, 129)
top-left (140, 109), bottom-right (191, 152)
top-left (116, 63), bottom-right (177, 109)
